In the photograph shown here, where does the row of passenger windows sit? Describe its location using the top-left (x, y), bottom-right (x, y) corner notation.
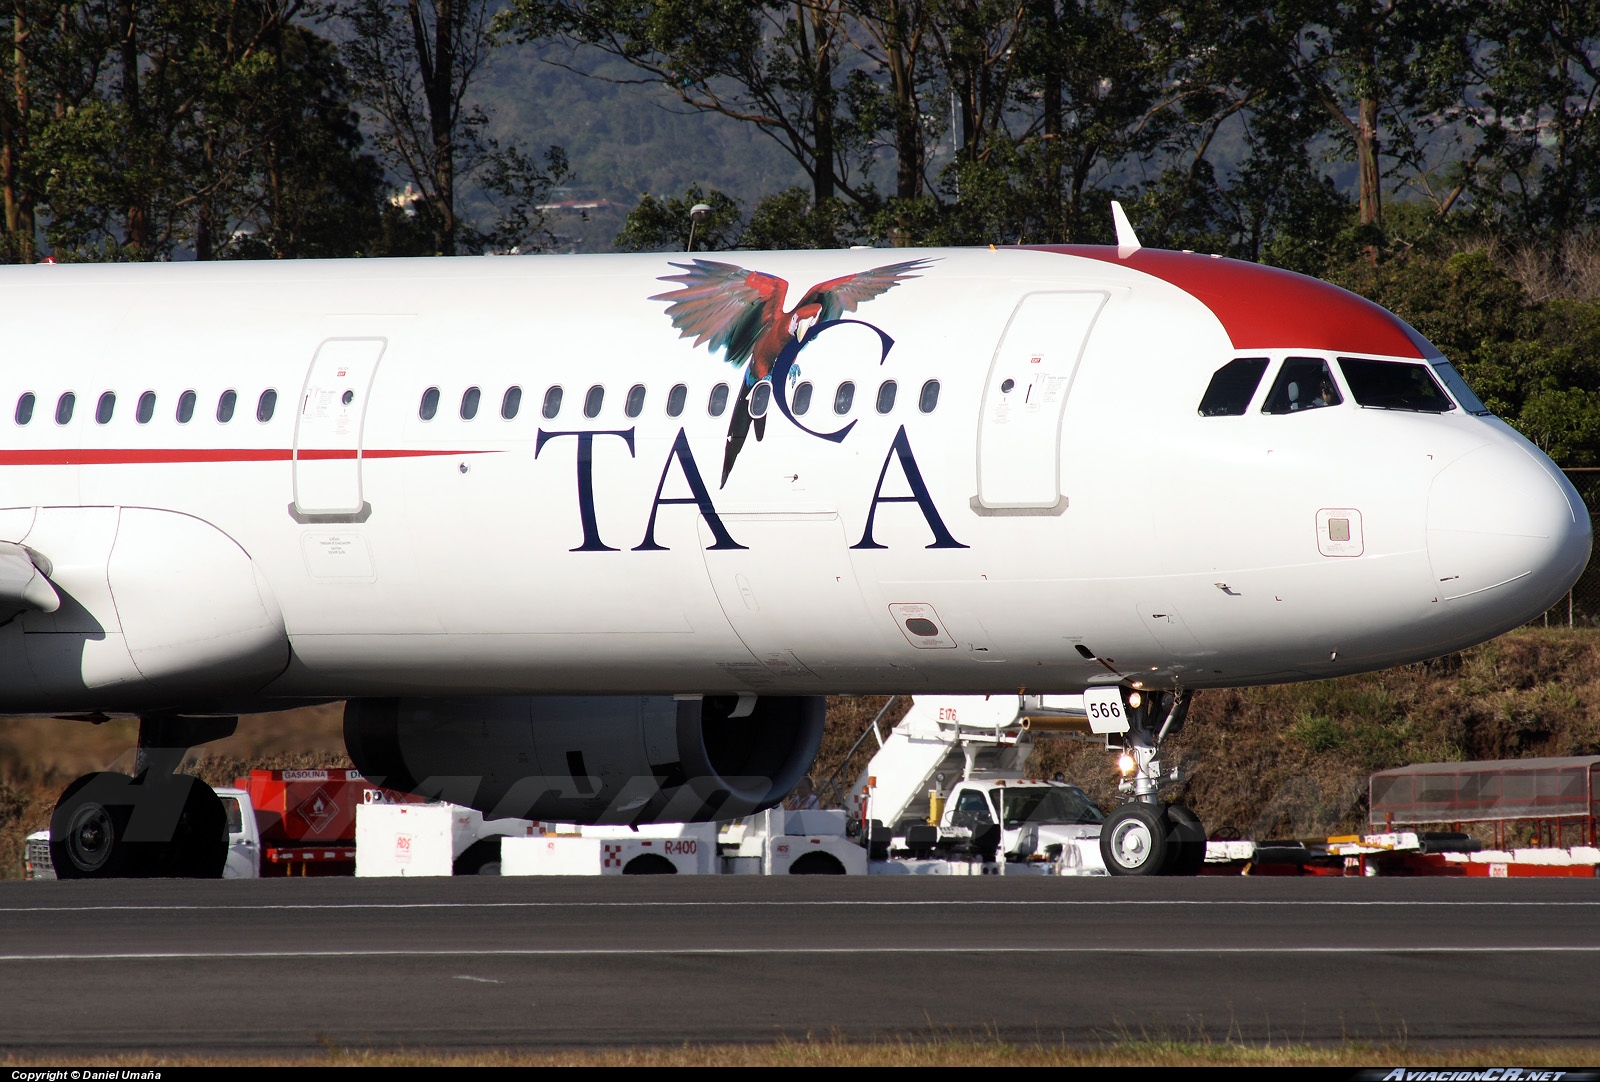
top-left (13, 389), bottom-right (278, 427)
top-left (418, 378), bottom-right (943, 422)
top-left (1197, 355), bottom-right (1488, 417)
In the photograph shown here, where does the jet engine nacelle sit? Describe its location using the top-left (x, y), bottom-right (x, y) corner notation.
top-left (343, 694), bottom-right (825, 824)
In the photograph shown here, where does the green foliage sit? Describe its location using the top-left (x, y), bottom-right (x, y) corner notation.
top-left (615, 185), bottom-right (743, 252)
top-left (616, 184), bottom-right (862, 251)
top-left (1323, 243), bottom-right (1600, 466)
top-left (340, 0), bottom-right (570, 256)
top-left (743, 188), bottom-right (860, 250)
top-left (1290, 713), bottom-right (1344, 754)
top-left (1, 0), bottom-right (398, 261)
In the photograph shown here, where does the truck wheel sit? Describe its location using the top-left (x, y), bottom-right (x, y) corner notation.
top-left (788, 851), bottom-right (846, 875)
top-left (1099, 802), bottom-right (1168, 876)
top-left (50, 772), bottom-right (137, 879)
top-left (623, 853), bottom-right (677, 874)
top-left (1161, 804), bottom-right (1207, 877)
top-left (453, 837), bottom-right (503, 876)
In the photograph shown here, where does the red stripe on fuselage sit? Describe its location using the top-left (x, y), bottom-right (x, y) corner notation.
top-left (0, 448), bottom-right (494, 466)
top-left (1020, 245), bottom-right (1436, 358)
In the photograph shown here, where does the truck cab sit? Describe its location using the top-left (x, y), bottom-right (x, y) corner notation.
top-left (938, 777), bottom-right (1104, 862)
top-left (216, 786), bottom-right (260, 879)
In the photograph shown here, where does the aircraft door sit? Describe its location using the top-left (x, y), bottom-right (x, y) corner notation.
top-left (976, 291), bottom-right (1107, 510)
top-left (294, 338), bottom-right (385, 516)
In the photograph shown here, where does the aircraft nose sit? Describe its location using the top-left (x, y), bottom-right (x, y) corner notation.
top-left (1427, 443), bottom-right (1591, 625)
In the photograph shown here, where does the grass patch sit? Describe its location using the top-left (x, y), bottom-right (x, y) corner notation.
top-left (3, 1038), bottom-right (1599, 1068)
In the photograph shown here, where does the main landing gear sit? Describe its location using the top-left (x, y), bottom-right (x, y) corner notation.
top-left (1097, 690), bottom-right (1206, 876)
top-left (50, 715), bottom-right (236, 879)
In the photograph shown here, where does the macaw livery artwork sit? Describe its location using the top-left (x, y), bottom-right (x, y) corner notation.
top-left (651, 257), bottom-right (937, 485)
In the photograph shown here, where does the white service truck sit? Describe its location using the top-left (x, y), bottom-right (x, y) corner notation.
top-left (849, 694), bottom-right (1109, 874)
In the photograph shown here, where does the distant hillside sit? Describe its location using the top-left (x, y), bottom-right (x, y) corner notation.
top-left (477, 44), bottom-right (810, 252)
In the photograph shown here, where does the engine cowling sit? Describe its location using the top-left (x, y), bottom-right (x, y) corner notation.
top-left (343, 694), bottom-right (825, 824)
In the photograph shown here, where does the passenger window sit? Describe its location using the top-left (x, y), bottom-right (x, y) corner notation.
top-left (177, 390), bottom-right (196, 424)
top-left (460, 386), bottom-right (481, 420)
top-left (876, 380), bottom-right (897, 414)
top-left (1262, 357), bottom-right (1341, 415)
top-left (419, 387), bottom-right (440, 421)
top-left (15, 392), bottom-right (34, 426)
top-left (55, 392), bottom-right (75, 425)
top-left (256, 389), bottom-right (277, 423)
top-left (919, 379), bottom-right (939, 414)
top-left (834, 381), bottom-right (856, 415)
top-left (1338, 358), bottom-right (1455, 413)
top-left (708, 383), bottom-right (729, 417)
top-left (584, 385), bottom-right (604, 418)
top-left (666, 383), bottom-right (687, 417)
top-left (502, 386), bottom-right (521, 420)
top-left (136, 391), bottom-right (155, 424)
top-left (95, 392), bottom-right (115, 425)
top-left (793, 381), bottom-right (813, 415)
top-left (543, 386), bottom-right (563, 419)
top-left (217, 390), bottom-right (237, 423)
top-left (1199, 357), bottom-right (1269, 416)
top-left (749, 381), bottom-right (772, 419)
top-left (625, 384), bottom-right (646, 418)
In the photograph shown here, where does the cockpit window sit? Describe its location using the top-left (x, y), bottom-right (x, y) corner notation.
top-left (1430, 360), bottom-right (1490, 416)
top-left (1198, 357), bottom-right (1269, 416)
top-left (1262, 357), bottom-right (1342, 415)
top-left (1338, 358), bottom-right (1454, 413)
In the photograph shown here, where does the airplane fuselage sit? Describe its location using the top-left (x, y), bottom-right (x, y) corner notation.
top-left (0, 246), bottom-right (1587, 713)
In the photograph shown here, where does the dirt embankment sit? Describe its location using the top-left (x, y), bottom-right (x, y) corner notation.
top-left (4, 629), bottom-right (1598, 877)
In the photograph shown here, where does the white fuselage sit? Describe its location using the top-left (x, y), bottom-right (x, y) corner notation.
top-left (0, 247), bottom-right (1587, 712)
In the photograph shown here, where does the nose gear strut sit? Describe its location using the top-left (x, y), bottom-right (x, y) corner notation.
top-left (1099, 689), bottom-right (1206, 876)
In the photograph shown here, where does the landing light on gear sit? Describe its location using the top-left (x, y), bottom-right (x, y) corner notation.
top-left (1097, 688), bottom-right (1205, 877)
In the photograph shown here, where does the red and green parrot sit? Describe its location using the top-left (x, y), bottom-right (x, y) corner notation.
top-left (651, 257), bottom-right (935, 486)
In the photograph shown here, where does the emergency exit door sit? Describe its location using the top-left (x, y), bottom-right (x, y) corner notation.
top-left (293, 338), bottom-right (385, 516)
top-left (976, 292), bottom-right (1107, 510)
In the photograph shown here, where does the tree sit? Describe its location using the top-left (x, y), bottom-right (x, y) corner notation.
top-left (5, 0), bottom-right (398, 261)
top-left (613, 183), bottom-right (741, 250)
top-left (1282, 0), bottom-right (1474, 233)
top-left (1469, 0), bottom-right (1600, 248)
top-left (340, 0), bottom-right (569, 254)
top-left (495, 0), bottom-right (873, 212)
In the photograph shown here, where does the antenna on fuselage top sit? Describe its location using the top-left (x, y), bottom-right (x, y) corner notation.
top-left (1111, 200), bottom-right (1141, 258)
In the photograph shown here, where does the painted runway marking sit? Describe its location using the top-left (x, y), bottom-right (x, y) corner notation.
top-left (2, 946), bottom-right (1598, 962)
top-left (5, 899), bottom-right (1600, 915)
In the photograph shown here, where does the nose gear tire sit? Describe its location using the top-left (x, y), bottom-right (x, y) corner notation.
top-left (1100, 802), bottom-right (1169, 876)
top-left (1161, 803), bottom-right (1207, 876)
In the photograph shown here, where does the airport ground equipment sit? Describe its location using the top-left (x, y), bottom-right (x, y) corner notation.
top-left (1198, 832), bottom-right (1600, 877)
top-left (354, 802), bottom-right (540, 876)
top-left (720, 808), bottom-right (870, 875)
top-left (851, 694), bottom-right (1134, 875)
top-left (1369, 755), bottom-right (1600, 850)
top-left (27, 768), bottom-right (525, 878)
top-left (501, 822), bottom-right (722, 876)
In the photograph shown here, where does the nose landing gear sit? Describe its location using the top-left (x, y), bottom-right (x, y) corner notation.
top-left (1097, 690), bottom-right (1206, 876)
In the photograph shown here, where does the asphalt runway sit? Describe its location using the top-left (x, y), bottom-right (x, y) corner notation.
top-left (1, 876), bottom-right (1597, 1057)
